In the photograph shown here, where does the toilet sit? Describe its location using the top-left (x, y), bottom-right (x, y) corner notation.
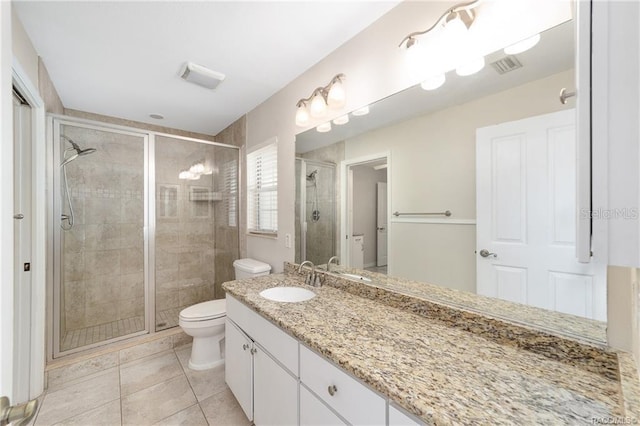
top-left (179, 258), bottom-right (271, 370)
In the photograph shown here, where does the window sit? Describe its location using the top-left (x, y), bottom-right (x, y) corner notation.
top-left (247, 139), bottom-right (277, 235)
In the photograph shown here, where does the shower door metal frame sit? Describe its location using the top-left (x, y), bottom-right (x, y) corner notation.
top-left (296, 158), bottom-right (337, 264)
top-left (48, 114), bottom-right (242, 360)
top-left (50, 117), bottom-right (151, 358)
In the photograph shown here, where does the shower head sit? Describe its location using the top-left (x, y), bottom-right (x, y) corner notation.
top-left (60, 135), bottom-right (97, 166)
top-left (306, 170), bottom-right (318, 181)
top-left (60, 152), bottom-right (79, 167)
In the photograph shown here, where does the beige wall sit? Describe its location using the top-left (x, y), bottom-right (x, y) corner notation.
top-left (11, 9), bottom-right (39, 90)
top-left (342, 70), bottom-right (573, 291)
top-left (245, 1), bottom-right (571, 273)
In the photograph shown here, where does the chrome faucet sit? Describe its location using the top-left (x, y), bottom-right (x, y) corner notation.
top-left (327, 256), bottom-right (340, 272)
top-left (298, 260), bottom-right (321, 287)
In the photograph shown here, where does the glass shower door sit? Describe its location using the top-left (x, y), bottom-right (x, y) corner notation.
top-left (55, 121), bottom-right (147, 354)
top-left (154, 136), bottom-right (239, 331)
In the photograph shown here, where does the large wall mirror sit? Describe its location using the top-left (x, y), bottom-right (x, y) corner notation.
top-left (295, 18), bottom-right (607, 343)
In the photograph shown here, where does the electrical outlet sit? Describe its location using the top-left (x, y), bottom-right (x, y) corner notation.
top-left (285, 233), bottom-right (291, 248)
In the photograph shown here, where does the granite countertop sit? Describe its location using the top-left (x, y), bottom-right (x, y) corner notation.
top-left (223, 271), bottom-right (639, 425)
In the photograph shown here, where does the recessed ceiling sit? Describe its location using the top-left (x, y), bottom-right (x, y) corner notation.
top-left (14, 1), bottom-right (400, 135)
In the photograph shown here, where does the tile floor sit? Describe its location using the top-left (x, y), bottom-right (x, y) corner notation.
top-left (31, 345), bottom-right (250, 425)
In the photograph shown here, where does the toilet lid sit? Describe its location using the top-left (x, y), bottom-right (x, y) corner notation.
top-left (179, 299), bottom-right (226, 321)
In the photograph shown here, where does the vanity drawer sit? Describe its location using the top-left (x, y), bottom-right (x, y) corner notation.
top-left (226, 295), bottom-right (298, 375)
top-left (299, 345), bottom-right (385, 426)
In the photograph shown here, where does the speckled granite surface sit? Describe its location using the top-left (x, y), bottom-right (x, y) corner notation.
top-left (309, 263), bottom-right (607, 344)
top-left (223, 271), bottom-right (639, 424)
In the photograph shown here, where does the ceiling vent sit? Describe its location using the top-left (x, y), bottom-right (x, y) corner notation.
top-left (180, 62), bottom-right (225, 90)
top-left (490, 55), bottom-right (523, 75)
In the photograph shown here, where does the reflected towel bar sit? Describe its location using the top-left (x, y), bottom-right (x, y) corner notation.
top-left (393, 210), bottom-right (452, 217)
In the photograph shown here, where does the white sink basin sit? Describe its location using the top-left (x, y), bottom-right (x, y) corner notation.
top-left (340, 273), bottom-right (372, 283)
top-left (259, 287), bottom-right (316, 303)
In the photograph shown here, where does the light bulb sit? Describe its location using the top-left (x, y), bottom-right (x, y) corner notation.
top-left (456, 56), bottom-right (485, 76)
top-left (316, 122), bottom-right (331, 133)
top-left (420, 74), bottom-right (446, 91)
top-left (295, 104), bottom-right (310, 126)
top-left (189, 162), bottom-right (205, 174)
top-left (504, 33), bottom-right (541, 55)
top-left (404, 38), bottom-right (430, 80)
top-left (333, 114), bottom-right (349, 125)
top-left (444, 12), bottom-right (469, 50)
top-left (352, 106), bottom-right (369, 116)
top-left (327, 80), bottom-right (346, 109)
top-left (310, 91), bottom-right (327, 118)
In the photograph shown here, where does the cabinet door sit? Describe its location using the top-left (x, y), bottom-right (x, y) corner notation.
top-left (253, 344), bottom-right (298, 426)
top-left (389, 405), bottom-right (422, 426)
top-left (225, 319), bottom-right (253, 421)
top-left (300, 385), bottom-right (346, 426)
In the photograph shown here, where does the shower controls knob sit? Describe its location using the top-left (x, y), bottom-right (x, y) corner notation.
top-left (13, 214), bottom-right (24, 220)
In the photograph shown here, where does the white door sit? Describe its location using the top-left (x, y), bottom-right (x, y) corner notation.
top-left (476, 109), bottom-right (606, 321)
top-left (253, 344), bottom-right (298, 426)
top-left (13, 93), bottom-right (32, 403)
top-left (225, 319), bottom-right (253, 421)
top-left (376, 182), bottom-right (388, 267)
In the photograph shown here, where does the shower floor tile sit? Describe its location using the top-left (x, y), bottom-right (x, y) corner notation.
top-left (61, 316), bottom-right (145, 352)
top-left (61, 306), bottom-right (196, 352)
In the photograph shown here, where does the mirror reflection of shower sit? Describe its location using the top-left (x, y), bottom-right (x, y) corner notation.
top-left (60, 135), bottom-right (97, 230)
top-left (307, 169), bottom-right (320, 222)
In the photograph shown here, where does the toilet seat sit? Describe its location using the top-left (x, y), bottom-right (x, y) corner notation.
top-left (179, 299), bottom-right (226, 322)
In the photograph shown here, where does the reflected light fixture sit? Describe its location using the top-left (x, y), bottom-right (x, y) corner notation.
top-left (421, 74), bottom-right (446, 91)
top-left (456, 56), bottom-right (485, 76)
top-left (333, 114), bottom-right (349, 125)
top-left (352, 106), bottom-right (370, 116)
top-left (504, 33), bottom-right (541, 55)
top-left (317, 122), bottom-right (332, 133)
top-left (295, 74), bottom-right (346, 126)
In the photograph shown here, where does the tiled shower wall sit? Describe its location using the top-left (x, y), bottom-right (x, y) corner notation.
top-left (61, 125), bottom-right (145, 333)
top-left (155, 136), bottom-right (218, 330)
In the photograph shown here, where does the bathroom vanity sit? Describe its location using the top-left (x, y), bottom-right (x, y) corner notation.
top-left (223, 265), bottom-right (640, 424)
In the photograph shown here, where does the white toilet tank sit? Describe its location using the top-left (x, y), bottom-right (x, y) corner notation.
top-left (233, 258), bottom-right (271, 279)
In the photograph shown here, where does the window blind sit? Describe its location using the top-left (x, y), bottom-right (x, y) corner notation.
top-left (247, 141), bottom-right (277, 234)
top-left (223, 159), bottom-right (238, 227)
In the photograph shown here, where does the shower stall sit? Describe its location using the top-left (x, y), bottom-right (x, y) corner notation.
top-left (295, 158), bottom-right (336, 265)
top-left (51, 116), bottom-right (239, 356)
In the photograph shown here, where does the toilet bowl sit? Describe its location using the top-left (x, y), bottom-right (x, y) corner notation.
top-left (179, 258), bottom-right (272, 370)
top-left (179, 299), bottom-right (226, 370)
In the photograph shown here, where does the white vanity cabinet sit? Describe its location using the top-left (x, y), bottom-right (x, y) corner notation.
top-left (299, 345), bottom-right (386, 425)
top-left (226, 296), bottom-right (299, 425)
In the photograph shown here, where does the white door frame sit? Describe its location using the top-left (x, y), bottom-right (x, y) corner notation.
top-left (11, 58), bottom-right (47, 400)
top-left (340, 152), bottom-right (391, 270)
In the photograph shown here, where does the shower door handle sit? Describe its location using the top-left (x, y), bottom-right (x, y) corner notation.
top-left (377, 227), bottom-right (385, 231)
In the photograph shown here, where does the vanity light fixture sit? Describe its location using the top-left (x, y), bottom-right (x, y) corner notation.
top-left (399, 0), bottom-right (479, 51)
top-left (333, 114), bottom-right (349, 125)
top-left (504, 33), bottom-right (541, 55)
top-left (317, 122), bottom-right (332, 133)
top-left (295, 74), bottom-right (346, 126)
top-left (352, 106), bottom-right (370, 116)
top-left (399, 0), bottom-right (480, 83)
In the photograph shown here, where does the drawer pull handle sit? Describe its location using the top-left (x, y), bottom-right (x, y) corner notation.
top-left (328, 385), bottom-right (337, 396)
top-left (250, 348), bottom-right (257, 355)
top-left (242, 344), bottom-right (249, 351)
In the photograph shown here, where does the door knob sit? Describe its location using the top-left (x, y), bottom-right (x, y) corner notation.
top-left (559, 88), bottom-right (576, 104)
top-left (479, 249), bottom-right (497, 258)
top-left (13, 214), bottom-right (24, 220)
